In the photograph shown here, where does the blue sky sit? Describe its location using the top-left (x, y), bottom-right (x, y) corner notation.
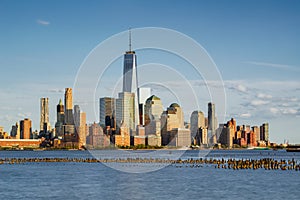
top-left (0, 0), bottom-right (299, 143)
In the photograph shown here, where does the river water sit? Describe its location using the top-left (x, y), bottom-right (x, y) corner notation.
top-left (0, 150), bottom-right (299, 200)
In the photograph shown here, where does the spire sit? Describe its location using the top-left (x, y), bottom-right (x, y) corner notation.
top-left (129, 27), bottom-right (131, 51)
top-left (59, 99), bottom-right (63, 105)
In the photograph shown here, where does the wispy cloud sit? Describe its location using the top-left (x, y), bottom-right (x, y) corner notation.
top-left (36, 19), bottom-right (50, 26)
top-left (47, 88), bottom-right (64, 93)
top-left (244, 61), bottom-right (298, 71)
top-left (257, 93), bottom-right (272, 99)
top-left (250, 100), bottom-right (269, 106)
top-left (17, 112), bottom-right (32, 118)
top-left (240, 113), bottom-right (251, 118)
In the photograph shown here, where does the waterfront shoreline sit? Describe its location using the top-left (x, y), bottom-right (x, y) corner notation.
top-left (0, 156), bottom-right (299, 171)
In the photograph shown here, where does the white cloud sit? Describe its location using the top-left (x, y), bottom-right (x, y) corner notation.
top-left (48, 88), bottom-right (64, 93)
top-left (270, 107), bottom-right (279, 114)
top-left (282, 108), bottom-right (298, 115)
top-left (290, 97), bottom-right (298, 102)
top-left (250, 100), bottom-right (269, 106)
top-left (236, 84), bottom-right (247, 93)
top-left (240, 113), bottom-right (251, 118)
top-left (244, 61), bottom-right (298, 71)
top-left (36, 19), bottom-right (50, 26)
top-left (257, 93), bottom-right (272, 99)
top-left (17, 112), bottom-right (32, 118)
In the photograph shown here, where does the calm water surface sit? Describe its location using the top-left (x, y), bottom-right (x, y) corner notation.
top-left (0, 150), bottom-right (299, 200)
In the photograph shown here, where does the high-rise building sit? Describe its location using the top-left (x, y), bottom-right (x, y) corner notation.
top-left (217, 121), bottom-right (234, 148)
top-left (227, 118), bottom-right (236, 133)
top-left (10, 122), bottom-right (20, 139)
top-left (138, 88), bottom-right (151, 125)
top-left (64, 88), bottom-right (74, 125)
top-left (56, 99), bottom-right (64, 122)
top-left (20, 118), bottom-right (32, 139)
top-left (40, 97), bottom-right (50, 131)
top-left (55, 99), bottom-right (65, 137)
top-left (144, 95), bottom-right (163, 126)
top-left (78, 112), bottom-right (86, 147)
top-left (73, 104), bottom-right (85, 147)
top-left (63, 88), bottom-right (76, 144)
top-left (161, 103), bottom-right (185, 145)
top-left (252, 126), bottom-right (260, 142)
top-left (226, 126), bottom-right (235, 148)
top-left (114, 121), bottom-right (131, 147)
top-left (169, 128), bottom-right (191, 147)
top-left (99, 97), bottom-right (116, 128)
top-left (122, 29), bottom-right (139, 126)
top-left (208, 102), bottom-right (217, 144)
top-left (260, 123), bottom-right (269, 142)
top-left (87, 122), bottom-right (110, 148)
top-left (74, 105), bottom-right (80, 128)
top-left (199, 127), bottom-right (208, 145)
top-left (217, 124), bottom-right (227, 145)
top-left (190, 111), bottom-right (205, 139)
top-left (116, 92), bottom-right (135, 132)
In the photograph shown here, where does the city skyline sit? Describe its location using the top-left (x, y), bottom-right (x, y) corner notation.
top-left (0, 0), bottom-right (299, 143)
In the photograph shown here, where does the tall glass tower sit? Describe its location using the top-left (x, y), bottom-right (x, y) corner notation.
top-left (122, 29), bottom-right (140, 127)
top-left (208, 102), bottom-right (217, 144)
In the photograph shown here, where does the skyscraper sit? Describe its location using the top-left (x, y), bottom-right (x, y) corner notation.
top-left (79, 112), bottom-right (87, 147)
top-left (144, 95), bottom-right (163, 142)
top-left (190, 111), bottom-right (205, 138)
top-left (161, 103), bottom-right (185, 145)
top-left (138, 88), bottom-right (151, 125)
top-left (208, 102), bottom-right (217, 144)
top-left (260, 123), bottom-right (269, 142)
top-left (64, 88), bottom-right (74, 125)
top-left (10, 122), bottom-right (20, 139)
top-left (122, 29), bottom-right (139, 126)
top-left (74, 105), bottom-right (80, 128)
top-left (144, 95), bottom-right (164, 126)
top-left (99, 97), bottom-right (116, 128)
top-left (40, 97), bottom-right (50, 131)
top-left (252, 126), bottom-right (260, 142)
top-left (20, 118), bottom-right (32, 139)
top-left (55, 99), bottom-right (65, 137)
top-left (116, 92), bottom-right (135, 132)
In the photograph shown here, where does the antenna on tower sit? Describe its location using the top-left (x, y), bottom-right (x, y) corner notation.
top-left (129, 27), bottom-right (132, 51)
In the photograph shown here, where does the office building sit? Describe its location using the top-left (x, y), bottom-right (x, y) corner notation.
top-left (40, 97), bottom-right (51, 131)
top-left (10, 122), bottom-right (20, 139)
top-left (116, 92), bottom-right (135, 132)
top-left (20, 118), bottom-right (32, 139)
top-left (99, 97), bottom-right (116, 129)
top-left (114, 121), bottom-right (131, 147)
top-left (78, 112), bottom-right (86, 147)
top-left (64, 88), bottom-right (74, 125)
top-left (144, 95), bottom-right (163, 141)
top-left (161, 103), bottom-right (185, 145)
top-left (190, 110), bottom-right (205, 139)
top-left (260, 123), bottom-right (269, 142)
top-left (208, 102), bottom-right (217, 144)
top-left (144, 95), bottom-right (163, 126)
top-left (138, 87), bottom-right (151, 125)
top-left (252, 126), bottom-right (260, 142)
top-left (169, 128), bottom-right (191, 147)
top-left (55, 99), bottom-right (65, 137)
top-left (74, 105), bottom-right (80, 128)
top-left (122, 29), bottom-right (139, 126)
top-left (194, 127), bottom-right (208, 146)
top-left (87, 122), bottom-right (110, 148)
